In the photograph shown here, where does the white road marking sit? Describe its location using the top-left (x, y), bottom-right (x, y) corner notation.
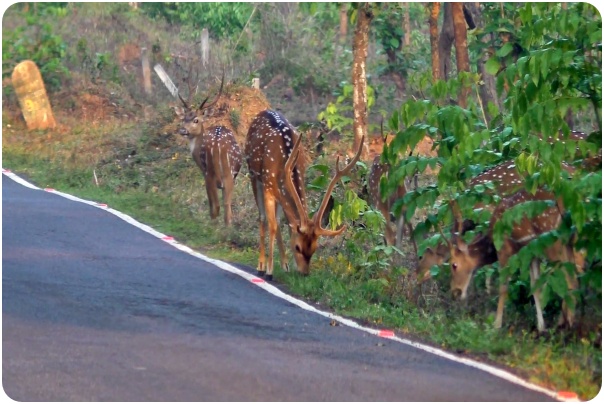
top-left (2, 169), bottom-right (573, 402)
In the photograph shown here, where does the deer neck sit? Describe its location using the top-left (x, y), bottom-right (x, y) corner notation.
top-left (468, 235), bottom-right (498, 267)
top-left (188, 137), bottom-right (197, 155)
top-left (188, 133), bottom-right (205, 156)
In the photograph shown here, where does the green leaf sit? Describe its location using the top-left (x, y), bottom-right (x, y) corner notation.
top-left (485, 57), bottom-right (501, 75)
top-left (496, 43), bottom-right (514, 58)
top-left (547, 267), bottom-right (569, 298)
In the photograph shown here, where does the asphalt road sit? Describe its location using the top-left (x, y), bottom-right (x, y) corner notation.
top-left (2, 175), bottom-right (555, 401)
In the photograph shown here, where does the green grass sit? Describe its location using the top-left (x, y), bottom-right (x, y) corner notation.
top-left (3, 141), bottom-right (601, 401)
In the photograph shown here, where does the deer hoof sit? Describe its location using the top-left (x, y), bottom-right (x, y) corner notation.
top-left (257, 271), bottom-right (265, 278)
top-left (265, 274), bottom-right (273, 282)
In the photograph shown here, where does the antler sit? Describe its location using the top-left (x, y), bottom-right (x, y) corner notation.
top-left (446, 200), bottom-right (470, 253)
top-left (198, 70), bottom-right (225, 112)
top-left (178, 92), bottom-right (190, 110)
top-left (437, 223), bottom-right (452, 249)
top-left (450, 199), bottom-right (464, 237)
top-left (283, 132), bottom-right (309, 230)
top-left (177, 63), bottom-right (197, 110)
top-left (314, 136), bottom-right (365, 236)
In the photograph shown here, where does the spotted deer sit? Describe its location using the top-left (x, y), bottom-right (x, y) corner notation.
top-left (538, 129), bottom-right (601, 171)
top-left (415, 155), bottom-right (583, 284)
top-left (442, 165), bottom-right (584, 331)
top-left (367, 155), bottom-right (416, 253)
top-left (174, 78), bottom-right (243, 226)
top-left (245, 110), bottom-right (363, 280)
top-left (416, 161), bottom-right (524, 284)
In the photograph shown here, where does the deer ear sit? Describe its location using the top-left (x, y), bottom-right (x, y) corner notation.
top-left (174, 106), bottom-right (184, 118)
top-left (456, 239), bottom-right (469, 254)
top-left (425, 247), bottom-right (434, 255)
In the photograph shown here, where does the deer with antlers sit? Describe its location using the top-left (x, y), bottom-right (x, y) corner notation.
top-left (174, 76), bottom-right (243, 226)
top-left (440, 161), bottom-right (583, 331)
top-left (245, 109), bottom-right (363, 280)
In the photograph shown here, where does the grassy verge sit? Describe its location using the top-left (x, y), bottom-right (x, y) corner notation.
top-left (2, 121), bottom-right (601, 400)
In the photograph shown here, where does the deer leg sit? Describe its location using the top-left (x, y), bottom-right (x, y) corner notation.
top-left (263, 194), bottom-right (279, 281)
top-left (557, 244), bottom-right (581, 328)
top-left (205, 179), bottom-right (220, 220)
top-left (395, 215), bottom-right (405, 249)
top-left (529, 258), bottom-right (546, 332)
top-left (495, 278), bottom-right (509, 329)
top-left (251, 179), bottom-right (266, 275)
top-left (383, 206), bottom-right (396, 246)
top-left (404, 217), bottom-right (418, 257)
top-left (275, 205), bottom-right (289, 272)
top-left (495, 244), bottom-right (513, 329)
top-left (221, 172), bottom-right (235, 226)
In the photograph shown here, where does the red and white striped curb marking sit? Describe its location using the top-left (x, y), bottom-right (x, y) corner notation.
top-left (1, 168), bottom-right (581, 402)
top-left (557, 391), bottom-right (580, 402)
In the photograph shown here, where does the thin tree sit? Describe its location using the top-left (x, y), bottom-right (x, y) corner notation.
top-left (438, 2), bottom-right (455, 81)
top-left (465, 2), bottom-right (500, 123)
top-left (403, 2), bottom-right (411, 47)
top-left (339, 3), bottom-right (348, 43)
top-left (429, 2), bottom-right (441, 81)
top-left (451, 2), bottom-right (470, 108)
top-left (352, 2), bottom-right (373, 156)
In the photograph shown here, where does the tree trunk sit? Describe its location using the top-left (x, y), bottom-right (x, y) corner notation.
top-left (438, 2), bottom-right (455, 81)
top-left (466, 2), bottom-right (500, 124)
top-left (403, 2), bottom-right (411, 47)
top-left (386, 28), bottom-right (405, 95)
top-left (452, 2), bottom-right (470, 108)
top-left (339, 3), bottom-right (348, 43)
top-left (352, 3), bottom-right (373, 157)
top-left (429, 2), bottom-right (441, 81)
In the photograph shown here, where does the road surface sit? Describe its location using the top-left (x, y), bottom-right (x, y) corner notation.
top-left (2, 175), bottom-right (554, 401)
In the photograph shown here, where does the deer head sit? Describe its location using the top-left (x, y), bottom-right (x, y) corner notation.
top-left (417, 243), bottom-right (450, 283)
top-left (174, 74), bottom-right (225, 141)
top-left (441, 222), bottom-right (497, 299)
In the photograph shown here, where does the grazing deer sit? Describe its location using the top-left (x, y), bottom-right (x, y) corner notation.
top-left (245, 109), bottom-right (363, 280)
top-left (367, 155), bottom-right (416, 253)
top-left (174, 78), bottom-right (243, 226)
top-left (416, 161), bottom-right (524, 284)
top-left (443, 165), bottom-right (583, 331)
top-left (417, 129), bottom-right (596, 290)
